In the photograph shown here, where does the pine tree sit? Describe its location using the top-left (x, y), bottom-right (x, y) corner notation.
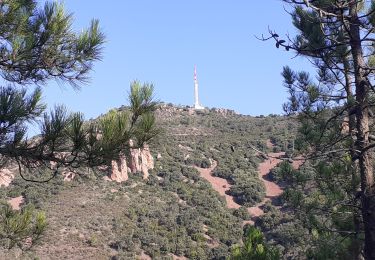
top-left (0, 1), bottom-right (158, 181)
top-left (230, 226), bottom-right (279, 260)
top-left (265, 1), bottom-right (375, 258)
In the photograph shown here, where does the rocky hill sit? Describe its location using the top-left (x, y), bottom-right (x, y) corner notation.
top-left (0, 104), bottom-right (299, 259)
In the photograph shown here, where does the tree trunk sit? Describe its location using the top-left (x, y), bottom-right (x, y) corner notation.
top-left (343, 55), bottom-right (363, 259)
top-left (349, 3), bottom-right (375, 259)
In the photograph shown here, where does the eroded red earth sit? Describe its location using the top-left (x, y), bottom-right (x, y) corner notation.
top-left (195, 142), bottom-right (302, 224)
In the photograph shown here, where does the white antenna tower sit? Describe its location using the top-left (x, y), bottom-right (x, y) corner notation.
top-left (194, 65), bottom-right (204, 109)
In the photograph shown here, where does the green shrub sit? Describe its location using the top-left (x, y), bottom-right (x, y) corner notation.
top-left (233, 207), bottom-right (251, 221)
top-left (200, 158), bottom-right (211, 168)
top-left (228, 181), bottom-right (265, 207)
top-left (230, 226), bottom-right (280, 260)
top-left (0, 202), bottom-right (47, 250)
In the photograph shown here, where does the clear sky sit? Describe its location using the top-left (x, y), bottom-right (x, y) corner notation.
top-left (41, 1), bottom-right (314, 119)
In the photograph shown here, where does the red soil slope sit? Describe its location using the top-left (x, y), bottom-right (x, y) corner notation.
top-left (247, 153), bottom-right (284, 218)
top-left (195, 161), bottom-right (241, 209)
top-left (196, 142), bottom-right (302, 224)
top-left (195, 153), bottom-right (285, 220)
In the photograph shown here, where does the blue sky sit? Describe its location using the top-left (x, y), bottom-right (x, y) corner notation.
top-left (42, 1), bottom-right (313, 119)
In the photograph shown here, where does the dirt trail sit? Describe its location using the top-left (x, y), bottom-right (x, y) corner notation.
top-left (195, 143), bottom-right (299, 224)
top-left (195, 161), bottom-right (241, 209)
top-left (195, 153), bottom-right (285, 220)
top-left (247, 152), bottom-right (284, 218)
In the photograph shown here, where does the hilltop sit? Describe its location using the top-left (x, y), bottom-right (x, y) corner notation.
top-left (0, 104), bottom-right (300, 259)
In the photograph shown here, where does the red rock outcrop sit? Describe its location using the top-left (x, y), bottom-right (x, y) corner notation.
top-left (109, 142), bottom-right (154, 181)
top-left (0, 169), bottom-right (14, 187)
top-left (50, 152), bottom-right (77, 182)
top-left (129, 147), bottom-right (142, 173)
top-left (62, 171), bottom-right (76, 182)
top-left (8, 196), bottom-right (24, 210)
top-left (140, 145), bottom-right (154, 179)
top-left (110, 153), bottom-right (129, 183)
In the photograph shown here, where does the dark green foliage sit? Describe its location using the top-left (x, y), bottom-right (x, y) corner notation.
top-left (111, 168), bottom-right (242, 259)
top-left (255, 203), bottom-right (284, 232)
top-left (152, 104), bottom-right (296, 207)
top-left (104, 105), bottom-right (300, 259)
top-left (200, 158), bottom-right (211, 168)
top-left (0, 1), bottom-right (160, 183)
top-left (0, 2), bottom-right (163, 258)
top-left (233, 207), bottom-right (251, 221)
top-left (181, 166), bottom-right (201, 181)
top-left (228, 181), bottom-right (265, 206)
top-left (1, 81), bottom-right (158, 182)
top-left (0, 202), bottom-right (47, 250)
top-left (230, 226), bottom-right (280, 260)
top-left (0, 0), bottom-right (105, 86)
top-left (257, 159), bottom-right (363, 257)
top-left (0, 104), bottom-right (300, 258)
top-left (269, 161), bottom-right (306, 185)
top-left (255, 202), bottom-right (309, 257)
top-left (265, 1), bottom-right (375, 258)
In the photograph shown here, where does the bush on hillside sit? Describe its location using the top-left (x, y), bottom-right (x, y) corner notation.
top-left (0, 203), bottom-right (47, 250)
top-left (228, 181), bottom-right (265, 207)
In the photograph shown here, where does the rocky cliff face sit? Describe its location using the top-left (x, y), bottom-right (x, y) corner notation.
top-left (110, 154), bottom-right (129, 183)
top-left (0, 144), bottom-right (154, 185)
top-left (129, 147), bottom-right (141, 173)
top-left (140, 145), bottom-right (154, 179)
top-left (109, 143), bottom-right (154, 182)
